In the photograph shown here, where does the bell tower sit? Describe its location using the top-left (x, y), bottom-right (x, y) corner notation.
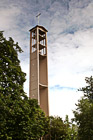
top-left (29, 25), bottom-right (49, 116)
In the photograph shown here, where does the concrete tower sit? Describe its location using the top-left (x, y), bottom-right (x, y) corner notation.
top-left (29, 25), bottom-right (49, 116)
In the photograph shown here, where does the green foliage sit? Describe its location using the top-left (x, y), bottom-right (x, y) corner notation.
top-left (0, 95), bottom-right (49, 140)
top-left (0, 32), bottom-right (49, 140)
top-left (50, 116), bottom-right (67, 140)
top-left (0, 31), bottom-right (26, 97)
top-left (73, 76), bottom-right (93, 140)
top-left (80, 76), bottom-right (93, 102)
top-left (64, 115), bottom-right (77, 140)
top-left (48, 116), bottom-right (67, 140)
top-left (44, 115), bottom-right (77, 140)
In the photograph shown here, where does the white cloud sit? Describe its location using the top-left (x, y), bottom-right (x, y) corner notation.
top-left (68, 1), bottom-right (93, 29)
top-left (47, 0), bottom-right (93, 38)
top-left (49, 88), bottom-right (83, 120)
top-left (0, 6), bottom-right (21, 30)
top-left (48, 28), bottom-right (93, 88)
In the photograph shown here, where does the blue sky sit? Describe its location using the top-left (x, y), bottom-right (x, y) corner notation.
top-left (0, 0), bottom-right (93, 120)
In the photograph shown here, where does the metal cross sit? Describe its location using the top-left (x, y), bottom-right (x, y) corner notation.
top-left (36, 13), bottom-right (41, 25)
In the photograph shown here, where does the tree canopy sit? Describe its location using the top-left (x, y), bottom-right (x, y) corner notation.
top-left (73, 76), bottom-right (93, 140)
top-left (44, 115), bottom-right (77, 140)
top-left (0, 31), bottom-right (26, 97)
top-left (0, 31), bottom-right (49, 140)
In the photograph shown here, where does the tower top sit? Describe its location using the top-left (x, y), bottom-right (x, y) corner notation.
top-left (29, 25), bottom-right (48, 32)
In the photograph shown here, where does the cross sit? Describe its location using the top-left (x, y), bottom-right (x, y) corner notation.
top-left (36, 13), bottom-right (41, 25)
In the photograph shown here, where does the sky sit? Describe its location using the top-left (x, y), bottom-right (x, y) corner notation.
top-left (0, 0), bottom-right (93, 120)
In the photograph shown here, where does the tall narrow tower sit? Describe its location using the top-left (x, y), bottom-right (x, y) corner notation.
top-left (29, 25), bottom-right (49, 116)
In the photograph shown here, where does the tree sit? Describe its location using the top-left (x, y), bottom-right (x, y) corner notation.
top-left (43, 115), bottom-right (78, 140)
top-left (44, 116), bottom-right (67, 140)
top-left (0, 31), bottom-right (49, 140)
top-left (64, 115), bottom-right (77, 140)
top-left (73, 76), bottom-right (93, 140)
top-left (0, 31), bottom-right (26, 97)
